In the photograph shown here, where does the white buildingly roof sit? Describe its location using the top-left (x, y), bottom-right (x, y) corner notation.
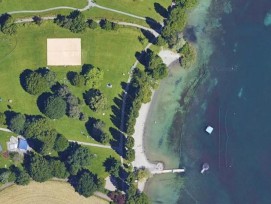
top-left (206, 126), bottom-right (214, 134)
top-left (47, 38), bottom-right (81, 66)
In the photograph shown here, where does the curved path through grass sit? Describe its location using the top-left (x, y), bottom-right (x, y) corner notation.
top-left (7, 0), bottom-right (146, 21)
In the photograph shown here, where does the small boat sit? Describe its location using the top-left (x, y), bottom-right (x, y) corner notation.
top-left (201, 163), bottom-right (209, 174)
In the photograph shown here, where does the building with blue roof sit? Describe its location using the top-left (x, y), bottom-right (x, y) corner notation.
top-left (18, 138), bottom-right (28, 151)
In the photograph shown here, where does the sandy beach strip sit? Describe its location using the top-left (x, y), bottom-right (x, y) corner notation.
top-left (132, 93), bottom-right (157, 171)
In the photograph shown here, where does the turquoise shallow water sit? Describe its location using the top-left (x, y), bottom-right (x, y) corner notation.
top-left (145, 0), bottom-right (271, 203)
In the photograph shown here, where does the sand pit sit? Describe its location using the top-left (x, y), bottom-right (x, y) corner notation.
top-left (47, 38), bottom-right (81, 66)
top-left (158, 49), bottom-right (180, 66)
top-left (0, 181), bottom-right (108, 204)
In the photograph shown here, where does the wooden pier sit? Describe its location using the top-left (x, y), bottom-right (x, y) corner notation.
top-left (151, 168), bottom-right (185, 175)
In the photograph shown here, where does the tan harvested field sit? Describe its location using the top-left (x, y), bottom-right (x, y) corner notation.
top-left (0, 181), bottom-right (108, 204)
top-left (47, 38), bottom-right (81, 66)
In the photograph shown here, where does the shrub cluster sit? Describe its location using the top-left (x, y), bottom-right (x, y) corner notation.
top-left (0, 13), bottom-right (17, 35)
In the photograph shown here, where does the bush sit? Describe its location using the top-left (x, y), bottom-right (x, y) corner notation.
top-left (8, 113), bottom-right (26, 134)
top-left (15, 170), bottom-right (30, 185)
top-left (100, 132), bottom-right (110, 144)
top-left (100, 19), bottom-right (114, 30)
top-left (179, 42), bottom-right (196, 67)
top-left (54, 134), bottom-right (69, 152)
top-left (26, 154), bottom-right (52, 182)
top-left (103, 156), bottom-right (121, 177)
top-left (49, 159), bottom-right (69, 179)
top-left (25, 72), bottom-right (49, 95)
top-left (0, 14), bottom-right (17, 35)
top-left (88, 19), bottom-right (99, 29)
top-left (54, 10), bottom-right (87, 33)
top-left (69, 72), bottom-right (85, 87)
top-left (66, 145), bottom-right (93, 175)
top-left (84, 89), bottom-right (108, 112)
top-left (125, 136), bottom-right (134, 149)
top-left (75, 170), bottom-right (102, 197)
top-left (0, 112), bottom-right (6, 125)
top-left (43, 95), bottom-right (67, 119)
top-left (125, 148), bottom-right (135, 162)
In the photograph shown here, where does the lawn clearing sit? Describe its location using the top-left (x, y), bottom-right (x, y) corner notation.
top-left (95, 0), bottom-right (172, 22)
top-left (0, 0), bottom-right (87, 14)
top-left (0, 22), bottom-right (145, 144)
top-left (0, 181), bottom-right (108, 204)
top-left (0, 131), bottom-right (14, 168)
top-left (86, 146), bottom-right (120, 179)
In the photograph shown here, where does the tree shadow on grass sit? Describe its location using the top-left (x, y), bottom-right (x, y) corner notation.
top-left (140, 29), bottom-right (156, 43)
top-left (110, 175), bottom-right (129, 192)
top-left (85, 117), bottom-right (106, 143)
top-left (154, 2), bottom-right (169, 18)
top-left (19, 69), bottom-right (33, 93)
top-left (145, 17), bottom-right (162, 33)
top-left (109, 127), bottom-right (126, 157)
top-left (36, 92), bottom-right (52, 115)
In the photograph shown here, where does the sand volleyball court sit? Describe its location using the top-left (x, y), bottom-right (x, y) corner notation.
top-left (47, 38), bottom-right (81, 66)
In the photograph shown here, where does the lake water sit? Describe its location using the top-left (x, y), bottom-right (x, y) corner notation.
top-left (145, 0), bottom-right (271, 203)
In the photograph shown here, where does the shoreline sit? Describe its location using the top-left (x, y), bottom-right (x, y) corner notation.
top-left (132, 49), bottom-right (181, 191)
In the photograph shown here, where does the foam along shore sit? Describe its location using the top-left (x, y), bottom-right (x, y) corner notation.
top-left (158, 49), bottom-right (180, 66)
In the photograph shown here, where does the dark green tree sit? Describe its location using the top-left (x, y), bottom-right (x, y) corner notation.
top-left (84, 67), bottom-right (104, 88)
top-left (25, 72), bottom-right (48, 95)
top-left (54, 10), bottom-right (86, 33)
top-left (26, 154), bottom-right (52, 182)
top-left (49, 159), bottom-right (69, 179)
top-left (0, 169), bottom-right (11, 184)
top-left (125, 136), bottom-right (134, 149)
top-left (0, 112), bottom-right (6, 125)
top-left (33, 15), bottom-right (42, 25)
top-left (54, 134), bottom-right (69, 152)
top-left (67, 146), bottom-right (93, 175)
top-left (100, 132), bottom-right (110, 144)
top-left (24, 118), bottom-right (52, 139)
top-left (0, 14), bottom-right (17, 35)
top-left (39, 129), bottom-right (58, 155)
top-left (100, 19), bottom-right (113, 30)
top-left (103, 156), bottom-right (120, 177)
top-left (125, 148), bottom-right (135, 162)
top-left (43, 95), bottom-right (67, 119)
top-left (8, 113), bottom-right (26, 134)
top-left (69, 72), bottom-right (85, 87)
top-left (88, 19), bottom-right (99, 29)
top-left (15, 169), bottom-right (30, 185)
top-left (75, 170), bottom-right (101, 197)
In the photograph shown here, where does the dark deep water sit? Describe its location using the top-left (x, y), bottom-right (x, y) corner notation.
top-left (178, 0), bottom-right (271, 203)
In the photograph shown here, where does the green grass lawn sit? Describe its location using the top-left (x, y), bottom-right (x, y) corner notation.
top-left (0, 0), bottom-right (87, 14)
top-left (0, 131), bottom-right (15, 169)
top-left (94, 0), bottom-right (172, 22)
top-left (0, 21), bottom-right (145, 144)
top-left (86, 146), bottom-right (120, 179)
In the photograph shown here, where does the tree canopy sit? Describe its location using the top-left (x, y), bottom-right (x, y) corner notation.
top-left (66, 145), bottom-right (93, 175)
top-left (103, 156), bottom-right (121, 177)
top-left (75, 170), bottom-right (102, 197)
top-left (0, 14), bottom-right (17, 35)
top-left (26, 154), bottom-right (52, 182)
top-left (42, 95), bottom-right (67, 119)
top-left (84, 89), bottom-right (108, 112)
top-left (8, 113), bottom-right (26, 134)
top-left (54, 10), bottom-right (87, 33)
top-left (54, 134), bottom-right (69, 152)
